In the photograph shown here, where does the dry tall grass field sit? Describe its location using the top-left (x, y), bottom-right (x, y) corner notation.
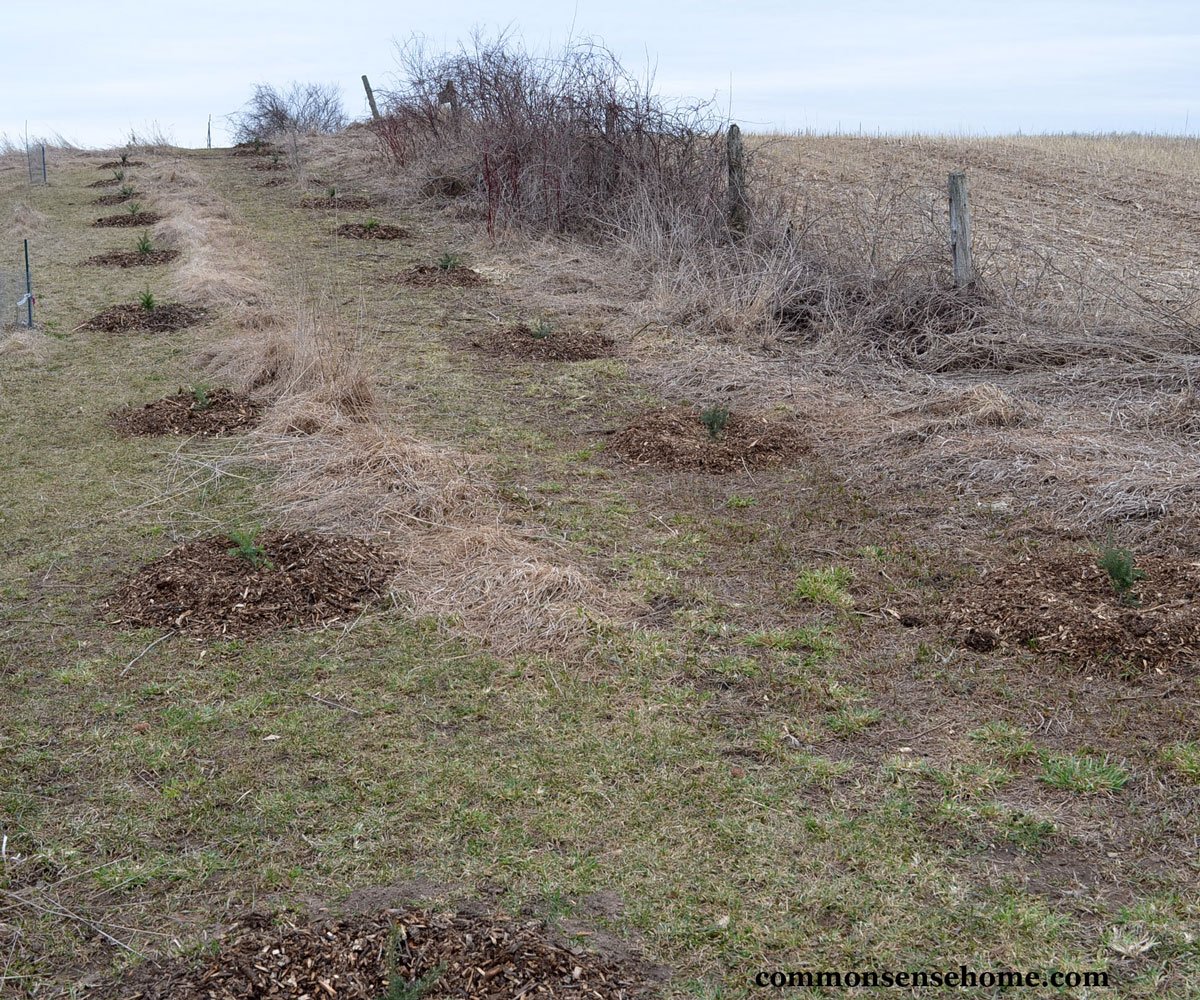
top-left (1, 90), bottom-right (1199, 999)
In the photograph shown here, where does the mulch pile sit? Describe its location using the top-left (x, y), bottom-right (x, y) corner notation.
top-left (302, 195), bottom-right (371, 210)
top-left (473, 324), bottom-right (615, 361)
top-left (231, 142), bottom-right (281, 157)
top-left (93, 212), bottom-right (163, 228)
top-left (104, 531), bottom-right (397, 637)
top-left (944, 551), bottom-right (1200, 672)
top-left (337, 222), bottom-right (408, 240)
top-left (93, 192), bottom-right (136, 206)
top-left (97, 909), bottom-right (651, 999)
top-left (253, 160), bottom-right (289, 172)
top-left (82, 249), bottom-right (181, 269)
top-left (79, 303), bottom-right (207, 333)
top-left (111, 388), bottom-right (261, 437)
top-left (87, 177), bottom-right (121, 188)
top-left (97, 159), bottom-right (146, 168)
top-left (402, 264), bottom-right (487, 288)
top-left (262, 177), bottom-right (287, 187)
top-left (609, 406), bottom-right (811, 473)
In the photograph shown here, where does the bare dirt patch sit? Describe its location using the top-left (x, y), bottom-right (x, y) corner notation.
top-left (96, 908), bottom-right (653, 999)
top-left (302, 194), bottom-right (371, 210)
top-left (104, 531), bottom-right (397, 638)
top-left (609, 405), bottom-right (811, 472)
top-left (402, 264), bottom-right (487, 287)
top-left (945, 551), bottom-right (1200, 672)
top-left (93, 211), bottom-right (162, 228)
top-left (111, 388), bottom-right (261, 438)
top-left (472, 324), bottom-right (615, 361)
top-left (337, 222), bottom-right (409, 240)
top-left (79, 303), bottom-right (207, 333)
top-left (81, 249), bottom-right (181, 269)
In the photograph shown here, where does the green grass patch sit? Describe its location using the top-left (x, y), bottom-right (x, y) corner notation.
top-left (1039, 753), bottom-right (1129, 793)
top-left (789, 566), bottom-right (854, 607)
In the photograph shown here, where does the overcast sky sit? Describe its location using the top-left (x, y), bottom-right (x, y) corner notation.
top-left (3, 0), bottom-right (1198, 148)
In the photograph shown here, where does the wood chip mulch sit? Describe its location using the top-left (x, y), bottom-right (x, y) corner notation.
top-left (97, 159), bottom-right (146, 168)
top-left (944, 551), bottom-right (1200, 672)
top-left (104, 531), bottom-right (398, 638)
top-left (79, 303), bottom-right (207, 333)
top-left (252, 160), bottom-right (289, 171)
top-left (472, 324), bottom-right (615, 361)
top-left (87, 177), bottom-right (121, 188)
top-left (81, 249), bottom-right (181, 269)
top-left (301, 195), bottom-right (372, 210)
top-left (111, 388), bottom-right (261, 437)
top-left (93, 192), bottom-right (137, 206)
top-left (402, 264), bottom-right (487, 287)
top-left (96, 909), bottom-right (653, 999)
top-left (337, 222), bottom-right (408, 240)
top-left (93, 212), bottom-right (163, 228)
top-left (609, 406), bottom-right (811, 473)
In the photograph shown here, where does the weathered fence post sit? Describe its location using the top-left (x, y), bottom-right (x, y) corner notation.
top-left (948, 171), bottom-right (973, 288)
top-left (726, 124), bottom-right (750, 235)
top-left (362, 74), bottom-right (381, 121)
top-left (22, 239), bottom-right (33, 327)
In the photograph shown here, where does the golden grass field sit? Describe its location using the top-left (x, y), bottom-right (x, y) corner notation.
top-left (1, 127), bottom-right (1198, 997)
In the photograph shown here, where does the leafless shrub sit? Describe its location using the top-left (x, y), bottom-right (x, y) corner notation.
top-left (375, 32), bottom-right (728, 239)
top-left (230, 82), bottom-right (347, 144)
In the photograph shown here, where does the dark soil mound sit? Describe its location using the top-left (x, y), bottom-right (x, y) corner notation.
top-left (302, 194), bottom-right (371, 210)
top-left (231, 142), bottom-right (281, 157)
top-left (473, 324), bottom-right (615, 361)
top-left (96, 909), bottom-right (651, 999)
top-left (105, 531), bottom-right (397, 638)
top-left (252, 160), bottom-right (288, 171)
top-left (945, 551), bottom-right (1200, 672)
top-left (609, 406), bottom-right (811, 472)
top-left (81, 249), bottom-right (181, 269)
top-left (337, 222), bottom-right (408, 240)
top-left (80, 303), bottom-right (207, 333)
top-left (97, 159), bottom-right (146, 168)
top-left (93, 212), bottom-right (162, 228)
top-left (111, 388), bottom-right (260, 437)
top-left (87, 177), bottom-right (121, 189)
top-left (92, 192), bottom-right (137, 206)
top-left (403, 264), bottom-right (487, 288)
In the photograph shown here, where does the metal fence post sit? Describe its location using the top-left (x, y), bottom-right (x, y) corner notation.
top-left (23, 240), bottom-right (33, 327)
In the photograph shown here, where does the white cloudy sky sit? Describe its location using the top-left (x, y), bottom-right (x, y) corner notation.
top-left (3, 0), bottom-right (1198, 147)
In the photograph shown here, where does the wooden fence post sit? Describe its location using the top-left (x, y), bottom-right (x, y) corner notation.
top-left (726, 124), bottom-right (750, 235)
top-left (948, 171), bottom-right (973, 288)
top-left (362, 75), bottom-right (381, 121)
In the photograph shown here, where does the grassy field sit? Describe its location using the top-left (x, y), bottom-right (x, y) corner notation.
top-left (1, 133), bottom-right (1198, 998)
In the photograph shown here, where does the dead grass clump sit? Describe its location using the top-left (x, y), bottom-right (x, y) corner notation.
top-left (12, 201), bottom-right (46, 236)
top-left (398, 525), bottom-right (610, 655)
top-left (1149, 391), bottom-right (1200, 435)
top-left (908, 385), bottom-right (1039, 429)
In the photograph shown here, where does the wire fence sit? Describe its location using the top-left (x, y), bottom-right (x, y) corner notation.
top-left (1, 242), bottom-right (35, 329)
top-left (26, 143), bottom-right (46, 185)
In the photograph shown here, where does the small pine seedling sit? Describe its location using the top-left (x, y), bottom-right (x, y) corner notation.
top-left (127, 201), bottom-right (143, 216)
top-left (437, 252), bottom-right (463, 271)
top-left (138, 289), bottom-right (156, 311)
top-left (227, 528), bottom-right (272, 569)
top-left (135, 233), bottom-right (154, 256)
top-left (700, 404), bottom-right (731, 440)
top-left (119, 151), bottom-right (130, 166)
top-left (363, 218), bottom-right (381, 232)
top-left (113, 168), bottom-right (125, 182)
top-left (118, 184), bottom-right (136, 198)
top-left (326, 185), bottom-right (337, 198)
top-left (529, 318), bottom-right (554, 340)
top-left (1098, 534), bottom-right (1146, 604)
top-left (192, 384), bottom-right (211, 411)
